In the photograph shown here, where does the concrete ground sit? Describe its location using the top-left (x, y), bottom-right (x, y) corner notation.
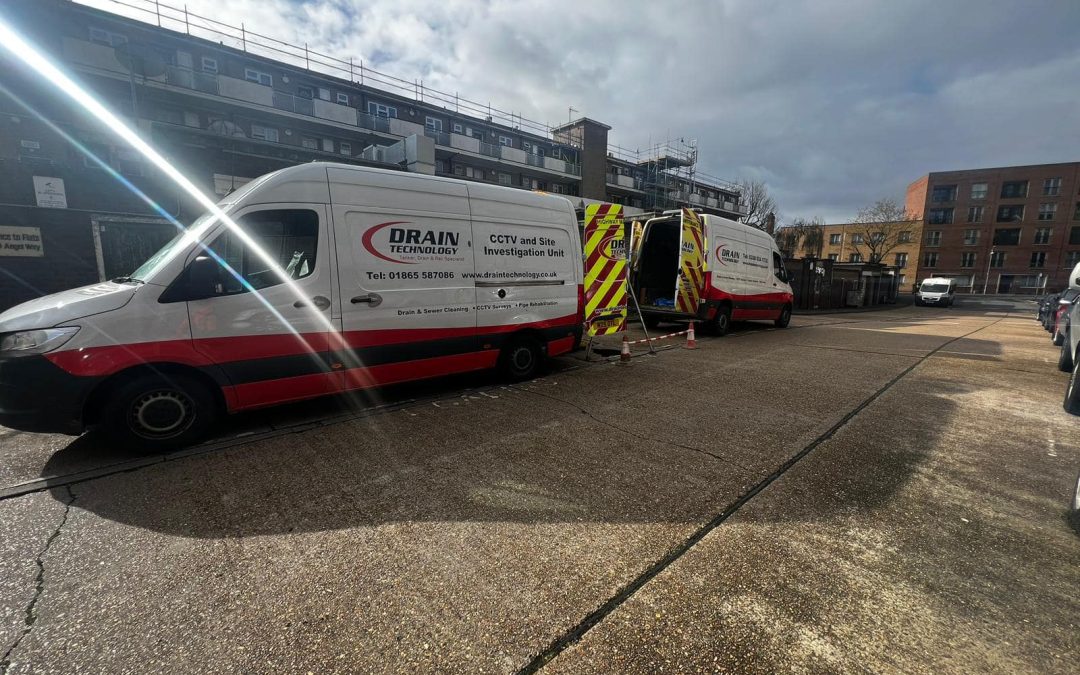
top-left (0, 296), bottom-right (1076, 674)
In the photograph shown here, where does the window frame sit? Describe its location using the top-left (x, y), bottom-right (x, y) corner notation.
top-left (249, 124), bottom-right (279, 143)
top-left (1037, 203), bottom-right (1057, 221)
top-left (336, 92), bottom-right (350, 105)
top-left (1030, 251), bottom-right (1047, 268)
top-left (963, 229), bottom-right (980, 245)
top-left (992, 228), bottom-right (1022, 246)
top-left (244, 67), bottom-right (273, 86)
top-left (970, 182), bottom-right (988, 200)
top-left (1033, 227), bottom-right (1052, 245)
top-left (367, 102), bottom-right (397, 119)
top-left (425, 116), bottom-right (443, 132)
top-left (200, 56), bottom-right (219, 74)
top-left (922, 252), bottom-right (938, 268)
top-left (926, 230), bottom-right (942, 246)
top-left (1000, 180), bottom-right (1028, 199)
top-left (1043, 177), bottom-right (1061, 196)
top-left (960, 252), bottom-right (976, 268)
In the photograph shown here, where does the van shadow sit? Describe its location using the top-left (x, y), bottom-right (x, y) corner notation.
top-left (42, 336), bottom-right (1003, 541)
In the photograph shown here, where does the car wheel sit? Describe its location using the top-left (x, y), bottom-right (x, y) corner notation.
top-left (1065, 356), bottom-right (1080, 415)
top-left (101, 373), bottom-right (218, 452)
top-left (706, 305), bottom-right (732, 336)
top-left (1059, 333), bottom-right (1074, 372)
top-left (499, 334), bottom-right (544, 382)
top-left (774, 304), bottom-right (792, 328)
top-left (1053, 325), bottom-right (1066, 346)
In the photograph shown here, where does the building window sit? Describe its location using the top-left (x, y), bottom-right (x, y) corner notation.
top-left (249, 124), bottom-right (278, 142)
top-left (898, 231), bottom-right (912, 243)
top-left (1030, 251), bottom-right (1047, 268)
top-left (1038, 203), bottom-right (1057, 221)
top-left (923, 252), bottom-right (938, 268)
top-left (89, 27), bottom-right (127, 47)
top-left (894, 252), bottom-right (908, 268)
top-left (1074, 202), bottom-right (1080, 220)
top-left (961, 252), bottom-right (976, 268)
top-left (367, 102), bottom-right (397, 118)
top-left (970, 182), bottom-right (988, 200)
top-left (1000, 180), bottom-right (1028, 198)
top-left (301, 137), bottom-right (318, 150)
top-left (434, 159), bottom-right (447, 173)
top-left (499, 135), bottom-right (513, 147)
top-left (452, 123), bottom-right (463, 134)
top-left (201, 56), bottom-right (218, 74)
top-left (927, 208), bottom-right (953, 224)
top-left (967, 206), bottom-right (984, 223)
top-left (425, 116), bottom-right (443, 132)
top-left (1065, 251), bottom-right (1080, 268)
top-left (339, 142), bottom-right (351, 155)
top-left (828, 253), bottom-right (839, 261)
top-left (851, 233), bottom-right (863, 244)
top-left (990, 251), bottom-right (1005, 268)
top-left (829, 233), bottom-right (842, 245)
top-left (497, 172), bottom-right (511, 185)
top-left (1043, 177), bottom-right (1062, 196)
top-left (244, 68), bottom-right (272, 86)
top-left (1070, 227), bottom-right (1080, 245)
top-left (963, 229), bottom-right (979, 245)
top-left (321, 139), bottom-right (334, 152)
top-left (931, 185), bottom-right (957, 202)
top-left (926, 230), bottom-right (942, 246)
top-left (297, 86), bottom-right (314, 99)
top-left (997, 205), bottom-right (1024, 222)
top-left (993, 228), bottom-right (1021, 245)
top-left (550, 184), bottom-right (565, 194)
top-left (849, 253), bottom-right (862, 263)
top-left (317, 88), bottom-right (330, 101)
top-left (1034, 227), bottom-right (1052, 245)
top-left (336, 92), bottom-right (350, 105)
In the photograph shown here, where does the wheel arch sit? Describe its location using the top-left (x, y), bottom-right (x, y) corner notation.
top-left (83, 362), bottom-right (226, 427)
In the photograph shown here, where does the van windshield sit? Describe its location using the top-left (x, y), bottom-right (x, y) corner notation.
top-left (921, 283), bottom-right (950, 293)
top-left (129, 212), bottom-right (222, 283)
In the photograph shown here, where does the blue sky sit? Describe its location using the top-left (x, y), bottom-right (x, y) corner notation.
top-left (77, 0), bottom-right (1080, 223)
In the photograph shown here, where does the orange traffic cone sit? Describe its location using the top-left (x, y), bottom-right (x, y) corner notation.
top-left (685, 322), bottom-right (697, 349)
top-left (620, 334), bottom-right (632, 362)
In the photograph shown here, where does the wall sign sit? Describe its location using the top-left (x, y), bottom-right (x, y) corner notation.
top-left (0, 226), bottom-right (45, 257)
top-left (33, 176), bottom-right (67, 208)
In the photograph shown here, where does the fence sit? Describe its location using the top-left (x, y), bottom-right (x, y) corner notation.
top-left (785, 258), bottom-right (900, 310)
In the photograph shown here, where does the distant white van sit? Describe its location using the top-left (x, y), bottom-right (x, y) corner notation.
top-left (630, 212), bottom-right (794, 334)
top-left (916, 277), bottom-right (957, 307)
top-left (0, 164), bottom-right (583, 448)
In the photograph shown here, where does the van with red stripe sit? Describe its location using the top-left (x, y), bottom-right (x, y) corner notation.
top-left (0, 163), bottom-right (583, 449)
top-left (631, 211), bottom-right (793, 334)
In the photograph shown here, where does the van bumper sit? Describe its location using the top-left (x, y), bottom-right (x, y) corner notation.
top-left (0, 355), bottom-right (95, 435)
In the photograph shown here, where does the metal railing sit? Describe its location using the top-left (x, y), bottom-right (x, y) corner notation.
top-left (75, 0), bottom-right (559, 138)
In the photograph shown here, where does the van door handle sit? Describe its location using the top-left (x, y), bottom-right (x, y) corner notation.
top-left (294, 295), bottom-right (331, 310)
top-left (350, 293), bottom-right (382, 307)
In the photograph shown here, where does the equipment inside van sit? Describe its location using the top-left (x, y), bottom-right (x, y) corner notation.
top-left (629, 209), bottom-right (794, 335)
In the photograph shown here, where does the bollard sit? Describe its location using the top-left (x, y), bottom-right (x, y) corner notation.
top-left (685, 322), bottom-right (697, 349)
top-left (620, 334), bottom-right (632, 362)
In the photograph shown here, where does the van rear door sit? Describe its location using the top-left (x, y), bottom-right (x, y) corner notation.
top-left (675, 209), bottom-right (706, 315)
top-left (187, 204), bottom-right (337, 409)
top-left (329, 169), bottom-right (478, 389)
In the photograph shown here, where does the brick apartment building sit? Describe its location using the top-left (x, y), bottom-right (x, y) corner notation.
top-left (905, 162), bottom-right (1080, 293)
top-left (0, 0), bottom-right (745, 310)
top-left (819, 221), bottom-right (923, 288)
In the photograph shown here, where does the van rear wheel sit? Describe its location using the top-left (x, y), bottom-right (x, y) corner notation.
top-left (101, 373), bottom-right (217, 452)
top-left (706, 305), bottom-right (732, 336)
top-left (499, 335), bottom-right (544, 382)
top-left (774, 304), bottom-right (792, 328)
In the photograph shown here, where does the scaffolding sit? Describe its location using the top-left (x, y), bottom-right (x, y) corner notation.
top-left (607, 138), bottom-right (739, 213)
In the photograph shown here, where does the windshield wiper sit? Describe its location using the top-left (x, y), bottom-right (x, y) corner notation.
top-left (111, 276), bottom-right (146, 285)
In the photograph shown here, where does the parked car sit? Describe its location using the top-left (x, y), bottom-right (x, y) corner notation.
top-left (1052, 289), bottom-right (1080, 345)
top-left (1059, 264), bottom-right (1080, 414)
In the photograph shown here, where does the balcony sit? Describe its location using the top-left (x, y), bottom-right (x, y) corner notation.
top-left (449, 133), bottom-right (481, 153)
top-left (357, 113), bottom-right (391, 134)
top-left (165, 65), bottom-right (219, 95)
top-left (424, 129), bottom-right (450, 146)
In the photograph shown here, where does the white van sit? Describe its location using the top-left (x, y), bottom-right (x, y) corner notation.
top-left (0, 163), bottom-right (583, 448)
top-left (630, 212), bottom-right (794, 334)
top-left (916, 277), bottom-right (957, 307)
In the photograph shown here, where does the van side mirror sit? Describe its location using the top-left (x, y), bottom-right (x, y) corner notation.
top-left (185, 255), bottom-right (223, 300)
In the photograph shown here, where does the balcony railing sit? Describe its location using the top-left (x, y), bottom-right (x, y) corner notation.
top-left (424, 129), bottom-right (450, 146)
top-left (357, 113), bottom-right (391, 134)
top-left (272, 91), bottom-right (314, 116)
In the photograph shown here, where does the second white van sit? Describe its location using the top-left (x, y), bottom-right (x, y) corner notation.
top-left (0, 163), bottom-right (584, 449)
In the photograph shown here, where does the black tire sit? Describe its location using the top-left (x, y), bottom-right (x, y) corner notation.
top-left (1065, 356), bottom-right (1080, 415)
top-left (1059, 333), bottom-right (1074, 373)
top-left (642, 315), bottom-right (661, 330)
top-left (706, 305), bottom-right (733, 336)
top-left (774, 304), bottom-right (792, 328)
top-left (100, 372), bottom-right (218, 452)
top-left (499, 335), bottom-right (545, 382)
top-left (1053, 325), bottom-right (1066, 346)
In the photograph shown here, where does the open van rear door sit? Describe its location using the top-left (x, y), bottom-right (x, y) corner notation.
top-left (675, 208), bottom-right (706, 315)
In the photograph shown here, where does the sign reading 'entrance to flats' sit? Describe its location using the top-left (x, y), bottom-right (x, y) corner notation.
top-left (0, 226), bottom-right (45, 257)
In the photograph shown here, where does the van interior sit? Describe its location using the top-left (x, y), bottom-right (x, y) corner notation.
top-left (632, 217), bottom-right (681, 310)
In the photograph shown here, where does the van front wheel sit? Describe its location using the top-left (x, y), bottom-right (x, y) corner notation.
top-left (499, 335), bottom-right (544, 382)
top-left (775, 304), bottom-right (792, 328)
top-left (101, 373), bottom-right (218, 452)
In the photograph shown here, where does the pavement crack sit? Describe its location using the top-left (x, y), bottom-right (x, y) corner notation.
top-left (0, 485), bottom-right (75, 675)
top-left (510, 385), bottom-right (756, 475)
top-left (515, 314), bottom-right (1009, 674)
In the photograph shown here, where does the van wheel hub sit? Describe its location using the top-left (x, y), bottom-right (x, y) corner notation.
top-left (510, 347), bottom-right (534, 373)
top-left (130, 390), bottom-right (194, 438)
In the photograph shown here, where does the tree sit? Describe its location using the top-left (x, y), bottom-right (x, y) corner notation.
top-left (794, 217), bottom-right (825, 258)
top-left (737, 179), bottom-right (777, 230)
top-left (773, 223), bottom-right (802, 258)
top-left (851, 198), bottom-right (919, 264)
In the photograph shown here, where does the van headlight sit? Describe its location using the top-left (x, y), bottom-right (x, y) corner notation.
top-left (0, 327), bottom-right (80, 355)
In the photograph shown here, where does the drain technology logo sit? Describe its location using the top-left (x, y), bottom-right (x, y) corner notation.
top-left (598, 233), bottom-right (627, 262)
top-left (715, 243), bottom-right (740, 266)
top-left (362, 221), bottom-right (462, 264)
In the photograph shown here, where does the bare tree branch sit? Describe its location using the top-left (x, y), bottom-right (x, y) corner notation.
top-left (737, 179), bottom-right (777, 230)
top-left (851, 198), bottom-right (919, 264)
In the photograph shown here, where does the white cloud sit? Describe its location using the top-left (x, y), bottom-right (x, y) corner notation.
top-left (73, 0), bottom-right (1080, 222)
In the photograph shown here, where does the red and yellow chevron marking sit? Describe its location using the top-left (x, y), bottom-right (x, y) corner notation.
top-left (675, 208), bottom-right (706, 315)
top-left (583, 203), bottom-right (627, 336)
